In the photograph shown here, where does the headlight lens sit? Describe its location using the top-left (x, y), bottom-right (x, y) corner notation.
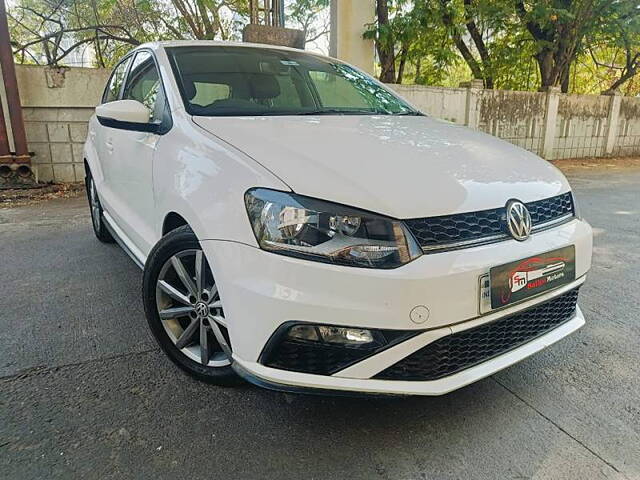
top-left (245, 188), bottom-right (422, 268)
top-left (570, 191), bottom-right (582, 219)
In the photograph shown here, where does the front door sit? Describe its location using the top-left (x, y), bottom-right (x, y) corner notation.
top-left (94, 55), bottom-right (132, 215)
top-left (105, 50), bottom-right (168, 256)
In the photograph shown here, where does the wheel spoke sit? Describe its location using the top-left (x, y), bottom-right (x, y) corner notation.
top-left (158, 280), bottom-right (191, 306)
top-left (207, 285), bottom-right (218, 303)
top-left (200, 321), bottom-right (210, 365)
top-left (157, 249), bottom-right (231, 368)
top-left (175, 318), bottom-right (200, 349)
top-left (195, 250), bottom-right (206, 297)
top-left (210, 313), bottom-right (226, 327)
top-left (171, 255), bottom-right (197, 298)
top-left (159, 305), bottom-right (193, 320)
top-left (208, 316), bottom-right (231, 358)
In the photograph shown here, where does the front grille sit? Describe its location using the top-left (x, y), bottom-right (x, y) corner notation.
top-left (374, 288), bottom-right (580, 382)
top-left (405, 192), bottom-right (574, 251)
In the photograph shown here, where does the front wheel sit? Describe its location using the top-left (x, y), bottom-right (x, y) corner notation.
top-left (142, 226), bottom-right (240, 385)
top-left (86, 172), bottom-right (114, 243)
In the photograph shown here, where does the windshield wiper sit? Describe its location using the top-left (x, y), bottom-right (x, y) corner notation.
top-left (295, 108), bottom-right (379, 115)
top-left (296, 109), bottom-right (423, 116)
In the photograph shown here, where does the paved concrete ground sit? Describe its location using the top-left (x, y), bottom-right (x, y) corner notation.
top-left (1, 166), bottom-right (638, 480)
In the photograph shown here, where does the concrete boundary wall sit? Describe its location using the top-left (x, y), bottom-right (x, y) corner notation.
top-left (390, 83), bottom-right (640, 160)
top-left (6, 65), bottom-right (640, 183)
top-left (7, 65), bottom-right (110, 182)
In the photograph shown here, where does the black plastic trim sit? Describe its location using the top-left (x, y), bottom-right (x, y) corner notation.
top-left (259, 321), bottom-right (422, 376)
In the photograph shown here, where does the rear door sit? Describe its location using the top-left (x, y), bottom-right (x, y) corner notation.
top-left (104, 50), bottom-right (170, 255)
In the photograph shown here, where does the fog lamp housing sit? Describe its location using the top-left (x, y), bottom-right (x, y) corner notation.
top-left (288, 324), bottom-right (382, 348)
top-left (260, 322), bottom-right (420, 376)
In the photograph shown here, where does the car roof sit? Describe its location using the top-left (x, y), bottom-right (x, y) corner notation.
top-left (138, 40), bottom-right (324, 58)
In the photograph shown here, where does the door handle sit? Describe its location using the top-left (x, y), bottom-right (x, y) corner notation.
top-left (105, 139), bottom-right (114, 154)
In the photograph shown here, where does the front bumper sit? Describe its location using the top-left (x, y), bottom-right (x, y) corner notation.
top-left (201, 218), bottom-right (592, 396)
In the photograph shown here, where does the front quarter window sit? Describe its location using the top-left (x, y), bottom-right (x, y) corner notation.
top-left (122, 51), bottom-right (163, 122)
top-left (103, 57), bottom-right (132, 104)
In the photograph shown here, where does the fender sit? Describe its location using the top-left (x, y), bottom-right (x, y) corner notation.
top-left (151, 113), bottom-right (290, 252)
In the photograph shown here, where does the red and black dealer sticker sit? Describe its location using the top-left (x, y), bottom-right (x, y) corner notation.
top-left (490, 245), bottom-right (576, 309)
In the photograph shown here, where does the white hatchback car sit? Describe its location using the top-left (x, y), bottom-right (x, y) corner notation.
top-left (85, 41), bottom-right (593, 396)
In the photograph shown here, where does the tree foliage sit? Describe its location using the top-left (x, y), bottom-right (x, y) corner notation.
top-left (7, 0), bottom-right (640, 95)
top-left (366, 0), bottom-right (640, 94)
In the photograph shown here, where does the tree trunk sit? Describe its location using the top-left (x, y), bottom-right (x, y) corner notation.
top-left (560, 65), bottom-right (570, 93)
top-left (396, 43), bottom-right (409, 84)
top-left (463, 0), bottom-right (493, 88)
top-left (440, 0), bottom-right (483, 82)
top-left (536, 50), bottom-right (556, 89)
top-left (375, 0), bottom-right (396, 83)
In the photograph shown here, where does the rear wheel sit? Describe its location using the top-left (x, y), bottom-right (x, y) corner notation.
top-left (143, 226), bottom-right (240, 385)
top-left (86, 171), bottom-right (114, 243)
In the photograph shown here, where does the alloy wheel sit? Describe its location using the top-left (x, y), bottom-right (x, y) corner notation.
top-left (89, 178), bottom-right (101, 232)
top-left (155, 249), bottom-right (231, 367)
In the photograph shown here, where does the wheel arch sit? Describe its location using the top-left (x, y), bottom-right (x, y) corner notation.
top-left (162, 211), bottom-right (191, 236)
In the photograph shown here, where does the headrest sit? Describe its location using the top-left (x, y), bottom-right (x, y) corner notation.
top-left (248, 74), bottom-right (280, 99)
top-left (183, 78), bottom-right (197, 100)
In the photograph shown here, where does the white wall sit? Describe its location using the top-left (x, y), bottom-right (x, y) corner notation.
top-left (390, 83), bottom-right (640, 160)
top-left (11, 65), bottom-right (640, 183)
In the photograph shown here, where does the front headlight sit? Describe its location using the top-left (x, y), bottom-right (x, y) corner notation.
top-left (570, 191), bottom-right (582, 219)
top-left (245, 188), bottom-right (422, 269)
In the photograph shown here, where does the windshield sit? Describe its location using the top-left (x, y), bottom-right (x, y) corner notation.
top-left (167, 46), bottom-right (419, 117)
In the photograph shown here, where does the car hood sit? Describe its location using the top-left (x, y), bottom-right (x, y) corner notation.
top-left (193, 115), bottom-right (569, 219)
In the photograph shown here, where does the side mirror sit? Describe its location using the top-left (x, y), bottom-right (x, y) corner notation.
top-left (96, 100), bottom-right (158, 133)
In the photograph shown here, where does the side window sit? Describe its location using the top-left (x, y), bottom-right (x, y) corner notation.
top-left (103, 57), bottom-right (132, 103)
top-left (122, 51), bottom-right (163, 122)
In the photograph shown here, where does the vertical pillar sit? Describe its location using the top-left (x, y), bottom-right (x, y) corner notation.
top-left (0, 72), bottom-right (10, 160)
top-left (541, 86), bottom-right (560, 160)
top-left (0, 0), bottom-right (29, 163)
top-left (603, 90), bottom-right (622, 156)
top-left (329, 0), bottom-right (375, 75)
top-left (460, 79), bottom-right (484, 130)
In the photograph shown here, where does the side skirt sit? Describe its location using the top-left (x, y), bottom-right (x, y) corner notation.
top-left (102, 211), bottom-right (147, 270)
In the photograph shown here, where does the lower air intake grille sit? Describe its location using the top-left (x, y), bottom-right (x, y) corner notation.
top-left (374, 288), bottom-right (580, 382)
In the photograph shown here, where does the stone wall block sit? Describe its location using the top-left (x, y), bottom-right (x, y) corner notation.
top-left (25, 122), bottom-right (49, 143)
top-left (53, 164), bottom-right (75, 182)
top-left (35, 164), bottom-right (54, 183)
top-left (69, 123), bottom-right (89, 143)
top-left (47, 123), bottom-right (70, 142)
top-left (50, 143), bottom-right (73, 163)
top-left (29, 143), bottom-right (52, 164)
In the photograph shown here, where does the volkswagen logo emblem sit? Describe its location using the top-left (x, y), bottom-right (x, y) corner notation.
top-left (195, 302), bottom-right (209, 319)
top-left (506, 200), bottom-right (532, 241)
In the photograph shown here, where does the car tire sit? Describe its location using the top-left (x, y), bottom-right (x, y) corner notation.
top-left (86, 170), bottom-right (115, 243)
top-left (142, 225), bottom-right (241, 385)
